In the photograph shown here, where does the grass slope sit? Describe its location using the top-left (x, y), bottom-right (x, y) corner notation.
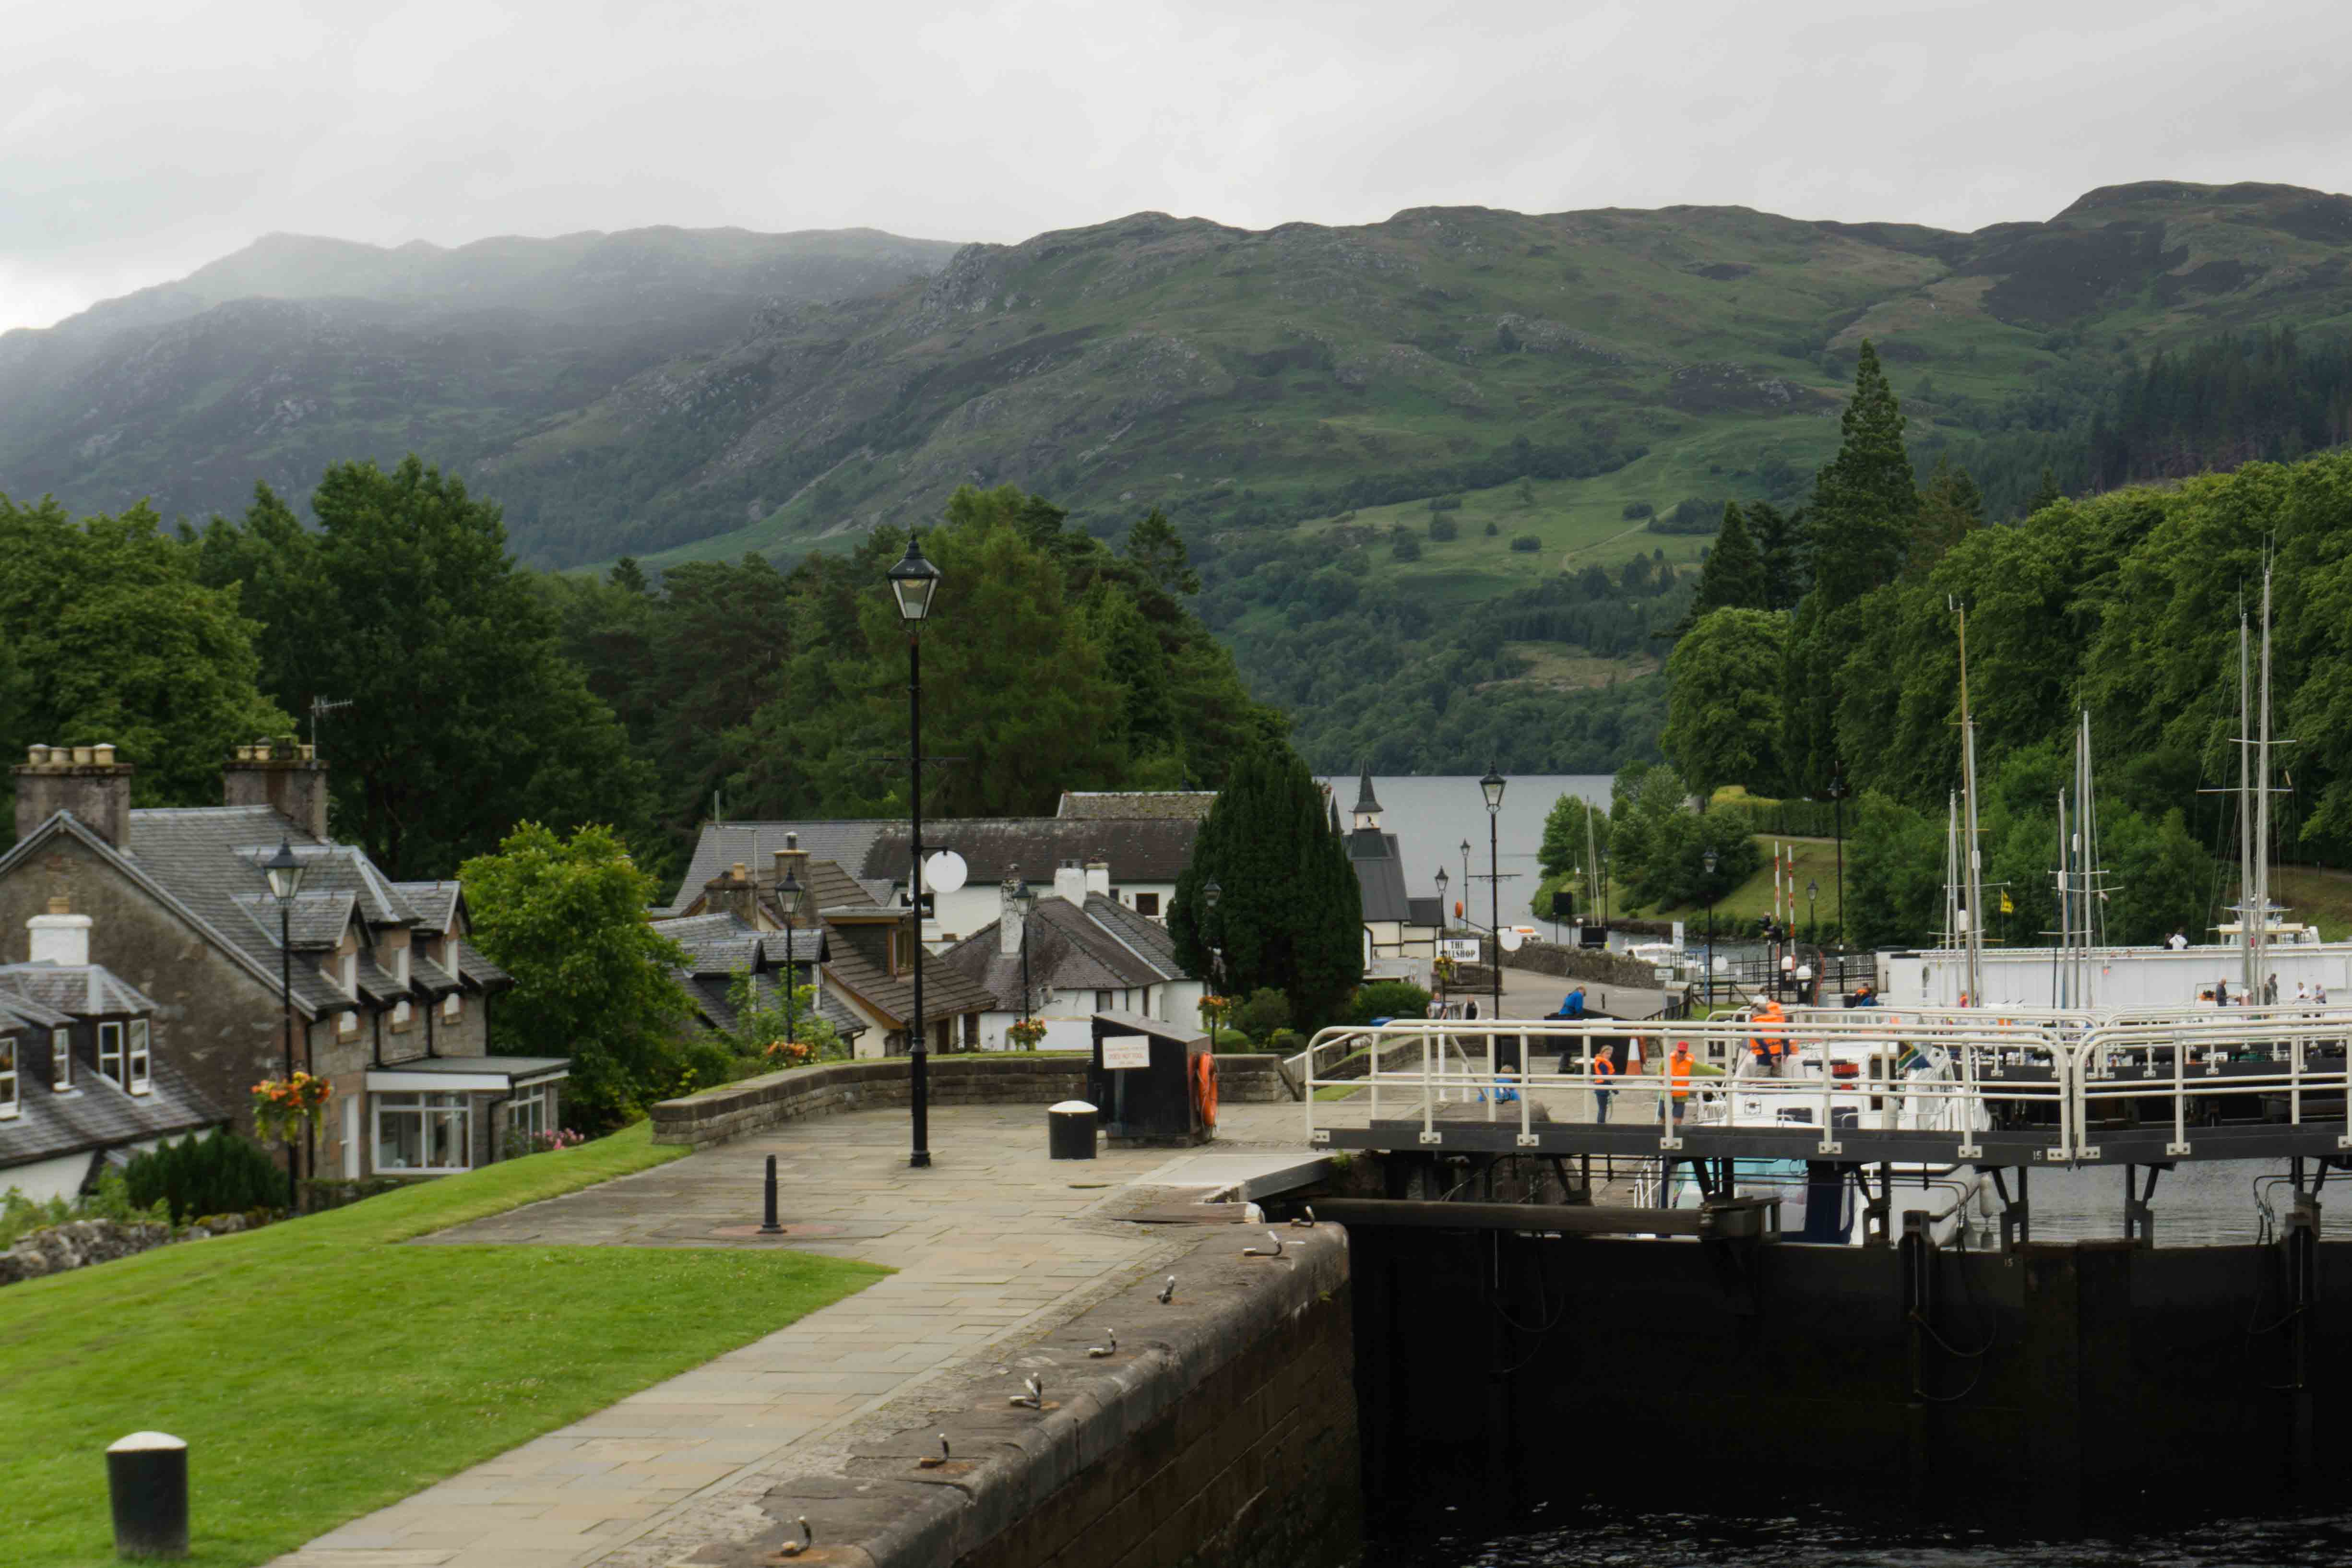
top-left (0, 1123), bottom-right (884, 1567)
top-left (1634, 836), bottom-right (1849, 933)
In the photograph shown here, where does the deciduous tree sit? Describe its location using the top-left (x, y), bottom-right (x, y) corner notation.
top-left (1662, 607), bottom-right (1788, 805)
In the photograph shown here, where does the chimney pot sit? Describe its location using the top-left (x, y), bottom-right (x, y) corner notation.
top-left (732, 862), bottom-right (748, 879)
top-left (71, 745), bottom-right (94, 765)
top-left (93, 743), bottom-right (115, 766)
top-left (25, 745), bottom-right (45, 765)
top-left (786, 832), bottom-right (798, 851)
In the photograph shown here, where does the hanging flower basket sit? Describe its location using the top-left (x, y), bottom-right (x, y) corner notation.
top-left (251, 1072), bottom-right (332, 1143)
top-left (1006, 1018), bottom-right (1047, 1050)
top-left (1196, 995), bottom-right (1232, 1033)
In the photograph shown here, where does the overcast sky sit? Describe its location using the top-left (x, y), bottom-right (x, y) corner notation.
top-left (6, 0), bottom-right (2350, 333)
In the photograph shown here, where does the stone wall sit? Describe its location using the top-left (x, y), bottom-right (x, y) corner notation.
top-left (700, 1223), bottom-right (1360, 1568)
top-left (1212, 1053), bottom-right (1293, 1103)
top-left (0, 1212), bottom-right (270, 1288)
top-left (1499, 937), bottom-right (1662, 989)
top-left (649, 1054), bottom-right (1092, 1149)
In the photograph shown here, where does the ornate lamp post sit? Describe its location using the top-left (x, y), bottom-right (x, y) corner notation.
top-left (1202, 879), bottom-right (1226, 1033)
top-left (1001, 868), bottom-right (1038, 1030)
top-left (1459, 839), bottom-right (1471, 930)
top-left (887, 531), bottom-right (941, 1168)
top-left (1481, 765), bottom-right (1506, 1027)
top-left (1434, 864), bottom-right (1449, 931)
top-left (1827, 765), bottom-right (1849, 954)
top-left (1702, 846), bottom-right (1720, 1011)
top-left (1806, 878), bottom-right (1819, 950)
top-left (776, 867), bottom-right (807, 1052)
top-left (263, 837), bottom-right (307, 1210)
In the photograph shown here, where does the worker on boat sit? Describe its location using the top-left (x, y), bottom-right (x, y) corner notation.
top-left (2167, 928), bottom-right (2189, 950)
top-left (1747, 1000), bottom-right (1790, 1076)
top-left (1588, 1041), bottom-right (1616, 1123)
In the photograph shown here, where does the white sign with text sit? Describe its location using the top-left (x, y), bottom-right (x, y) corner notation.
top-left (1101, 1035), bottom-right (1152, 1069)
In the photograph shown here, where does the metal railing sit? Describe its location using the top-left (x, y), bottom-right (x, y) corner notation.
top-left (1299, 1004), bottom-right (2352, 1165)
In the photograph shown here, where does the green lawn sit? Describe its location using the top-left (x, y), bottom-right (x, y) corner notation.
top-left (0, 1123), bottom-right (885, 1567)
top-left (1637, 835), bottom-right (1848, 933)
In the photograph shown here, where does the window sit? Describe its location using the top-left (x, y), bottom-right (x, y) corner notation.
top-left (340, 951), bottom-right (357, 997)
top-left (1134, 893), bottom-right (1160, 918)
top-left (1095, 990), bottom-right (1113, 1012)
top-left (98, 1022), bottom-right (124, 1086)
top-left (0, 1036), bottom-right (16, 1117)
top-left (508, 1083), bottom-right (552, 1147)
top-left (392, 942), bottom-right (410, 986)
top-left (443, 992), bottom-right (462, 1021)
top-left (392, 999), bottom-right (413, 1032)
top-left (128, 1019), bottom-right (150, 1094)
top-left (51, 1027), bottom-right (71, 1091)
top-left (373, 1092), bottom-right (472, 1173)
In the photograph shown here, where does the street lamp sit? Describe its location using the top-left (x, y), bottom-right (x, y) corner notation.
top-left (1806, 878), bottom-right (1819, 950)
top-left (1201, 879), bottom-right (1227, 1035)
top-left (1458, 839), bottom-right (1471, 931)
top-left (888, 531), bottom-right (941, 1168)
top-left (1433, 864), bottom-right (1449, 932)
top-left (1481, 765), bottom-right (1506, 1029)
top-left (1702, 846), bottom-right (1719, 1011)
top-left (1827, 766), bottom-right (1849, 954)
top-left (263, 837), bottom-right (306, 1210)
top-left (1001, 868), bottom-right (1037, 1031)
top-left (777, 867), bottom-right (807, 1055)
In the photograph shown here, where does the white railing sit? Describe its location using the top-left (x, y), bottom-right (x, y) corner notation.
top-left (1301, 1006), bottom-right (2352, 1163)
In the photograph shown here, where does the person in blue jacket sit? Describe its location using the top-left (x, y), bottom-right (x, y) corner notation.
top-left (1559, 986), bottom-right (1586, 1019)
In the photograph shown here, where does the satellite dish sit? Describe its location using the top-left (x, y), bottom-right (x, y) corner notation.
top-left (924, 849), bottom-right (969, 893)
top-left (1498, 928), bottom-right (1524, 952)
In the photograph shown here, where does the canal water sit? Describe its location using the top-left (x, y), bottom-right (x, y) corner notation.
top-left (1373, 1502), bottom-right (2352, 1566)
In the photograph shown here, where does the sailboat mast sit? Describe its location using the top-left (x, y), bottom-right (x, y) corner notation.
top-left (2240, 610), bottom-right (2256, 998)
top-left (2055, 791), bottom-right (2070, 1009)
top-left (1955, 604), bottom-right (1985, 1008)
top-left (2255, 565), bottom-right (2275, 998)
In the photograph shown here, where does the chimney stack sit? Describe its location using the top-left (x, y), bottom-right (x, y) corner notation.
top-left (1053, 859), bottom-right (1088, 906)
top-left (705, 863), bottom-right (759, 925)
top-left (1084, 857), bottom-right (1111, 899)
top-left (14, 743), bottom-right (134, 849)
top-left (224, 736), bottom-right (330, 841)
top-left (29, 895), bottom-right (92, 967)
top-left (772, 832), bottom-right (811, 922)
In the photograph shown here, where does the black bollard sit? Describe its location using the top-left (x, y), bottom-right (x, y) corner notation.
top-left (107, 1431), bottom-right (188, 1558)
top-left (759, 1153), bottom-right (784, 1234)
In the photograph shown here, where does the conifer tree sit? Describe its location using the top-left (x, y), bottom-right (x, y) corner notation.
top-left (1808, 341), bottom-right (1917, 608)
top-left (1746, 501), bottom-right (1806, 608)
top-left (1169, 745), bottom-right (1363, 1030)
top-left (1692, 503), bottom-right (1767, 616)
top-left (2029, 465), bottom-right (2065, 514)
top-left (1907, 453), bottom-right (1985, 575)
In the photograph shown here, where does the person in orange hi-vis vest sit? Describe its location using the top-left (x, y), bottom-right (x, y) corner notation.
top-left (1668, 1040), bottom-right (1695, 1102)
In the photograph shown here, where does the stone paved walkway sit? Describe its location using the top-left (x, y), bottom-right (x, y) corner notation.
top-left (271, 1103), bottom-right (1336, 1568)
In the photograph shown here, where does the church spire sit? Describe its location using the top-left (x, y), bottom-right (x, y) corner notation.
top-left (1352, 766), bottom-right (1382, 831)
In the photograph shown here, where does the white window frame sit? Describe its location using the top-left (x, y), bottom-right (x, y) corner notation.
top-left (393, 941), bottom-right (411, 986)
top-left (372, 1091), bottom-right (473, 1174)
top-left (98, 1022), bottom-right (124, 1086)
top-left (392, 999), bottom-right (413, 1030)
top-left (0, 1035), bottom-right (17, 1117)
top-left (51, 1027), bottom-right (71, 1091)
top-left (443, 991), bottom-right (463, 1021)
top-left (128, 1018), bottom-right (150, 1094)
top-left (341, 950), bottom-right (357, 998)
top-left (508, 1083), bottom-right (552, 1147)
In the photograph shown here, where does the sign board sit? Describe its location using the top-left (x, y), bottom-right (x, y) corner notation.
top-left (1101, 1035), bottom-right (1152, 1070)
top-left (1442, 938), bottom-right (1483, 962)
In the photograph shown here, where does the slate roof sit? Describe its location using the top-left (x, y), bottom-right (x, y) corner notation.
top-left (393, 881), bottom-right (463, 932)
top-left (936, 893), bottom-right (1197, 1013)
top-left (230, 889), bottom-right (356, 952)
top-left (452, 939), bottom-right (511, 992)
top-left (0, 963), bottom-right (159, 1018)
top-left (0, 1053), bottom-right (226, 1172)
top-left (353, 951), bottom-right (406, 1007)
top-left (1057, 792), bottom-right (1217, 821)
top-left (822, 922), bottom-right (994, 1029)
top-left (0, 990), bottom-right (75, 1031)
top-left (409, 952), bottom-right (463, 998)
top-left (658, 822), bottom-right (890, 915)
top-left (1406, 895), bottom-right (1445, 928)
top-left (652, 912), bottom-right (767, 977)
top-left (1347, 828), bottom-right (1414, 923)
top-left (862, 818), bottom-right (1200, 885)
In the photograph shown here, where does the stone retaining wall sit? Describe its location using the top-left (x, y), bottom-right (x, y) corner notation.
top-left (700, 1223), bottom-right (1360, 1568)
top-left (650, 1055), bottom-right (1092, 1149)
top-left (1500, 937), bottom-right (1663, 989)
top-left (1211, 1053), bottom-right (1292, 1103)
top-left (0, 1211), bottom-right (271, 1288)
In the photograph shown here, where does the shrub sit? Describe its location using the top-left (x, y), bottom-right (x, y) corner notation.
top-left (1390, 531), bottom-right (1422, 561)
top-left (125, 1128), bottom-right (284, 1223)
top-left (1428, 514), bottom-right (1459, 542)
top-left (1509, 534), bottom-right (1542, 552)
top-left (1347, 979), bottom-right (1433, 1024)
top-left (1428, 493), bottom-right (1464, 513)
top-left (1622, 500), bottom-right (1654, 520)
top-left (1263, 1028), bottom-right (1306, 1056)
top-left (1232, 987), bottom-right (1293, 1042)
top-left (1483, 520), bottom-right (1500, 537)
top-left (1210, 1026), bottom-right (1254, 1050)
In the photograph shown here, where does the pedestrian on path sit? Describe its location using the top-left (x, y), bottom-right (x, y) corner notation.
top-left (1589, 1042), bottom-right (1617, 1123)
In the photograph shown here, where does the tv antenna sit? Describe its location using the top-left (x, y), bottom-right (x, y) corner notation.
top-left (307, 696), bottom-right (353, 753)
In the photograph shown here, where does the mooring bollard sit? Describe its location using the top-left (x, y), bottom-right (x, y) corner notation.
top-left (759, 1153), bottom-right (784, 1234)
top-left (107, 1431), bottom-right (188, 1559)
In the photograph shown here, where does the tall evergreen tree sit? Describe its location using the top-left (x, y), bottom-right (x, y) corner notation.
top-left (1746, 501), bottom-right (1806, 609)
top-left (1907, 453), bottom-right (1985, 576)
top-left (1808, 341), bottom-right (1918, 609)
top-left (2029, 464), bottom-right (2065, 514)
top-left (1682, 503), bottom-right (1767, 626)
top-left (1169, 745), bottom-right (1362, 1030)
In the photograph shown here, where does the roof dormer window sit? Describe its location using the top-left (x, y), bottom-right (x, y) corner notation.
top-left (128, 1018), bottom-right (150, 1095)
top-left (98, 1022), bottom-right (123, 1086)
top-left (51, 1027), bottom-right (71, 1092)
top-left (0, 1036), bottom-right (16, 1118)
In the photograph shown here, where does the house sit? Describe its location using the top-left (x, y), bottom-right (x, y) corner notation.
top-left (658, 814), bottom-right (1204, 940)
top-left (1343, 770), bottom-right (1445, 971)
top-left (936, 861), bottom-right (1207, 1051)
top-left (0, 907), bottom-right (228, 1202)
top-left (657, 836), bottom-right (991, 1057)
top-left (0, 741), bottom-right (542, 1186)
top-left (649, 910), bottom-right (866, 1051)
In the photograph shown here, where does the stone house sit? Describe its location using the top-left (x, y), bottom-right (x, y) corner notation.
top-left (659, 835), bottom-right (992, 1056)
top-left (936, 861), bottom-right (1207, 1052)
top-left (649, 911), bottom-right (867, 1052)
top-left (0, 905), bottom-right (227, 1203)
top-left (0, 743), bottom-right (544, 1188)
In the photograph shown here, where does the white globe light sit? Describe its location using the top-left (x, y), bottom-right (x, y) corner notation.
top-left (925, 849), bottom-right (969, 893)
top-left (1498, 928), bottom-right (1524, 952)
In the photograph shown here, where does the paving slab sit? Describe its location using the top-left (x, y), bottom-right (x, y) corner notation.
top-left (270, 1100), bottom-right (1329, 1568)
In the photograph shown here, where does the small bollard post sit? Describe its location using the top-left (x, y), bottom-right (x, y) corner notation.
top-left (107, 1431), bottom-right (188, 1558)
top-left (759, 1153), bottom-right (784, 1235)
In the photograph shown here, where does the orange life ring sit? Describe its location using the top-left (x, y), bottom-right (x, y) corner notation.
top-left (1192, 1051), bottom-right (1219, 1130)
